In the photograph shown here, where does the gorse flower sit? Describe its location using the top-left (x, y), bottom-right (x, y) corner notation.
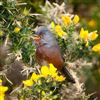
top-left (80, 28), bottom-right (88, 41)
top-left (41, 64), bottom-right (65, 81)
top-left (73, 15), bottom-right (80, 24)
top-left (88, 31), bottom-right (98, 41)
top-left (51, 21), bottom-right (55, 29)
top-left (0, 79), bottom-right (8, 100)
top-left (41, 63), bottom-right (58, 78)
top-left (54, 75), bottom-right (65, 82)
top-left (0, 31), bottom-right (4, 36)
top-left (20, 96), bottom-right (24, 100)
top-left (21, 64), bottom-right (65, 100)
top-left (14, 27), bottom-right (21, 33)
top-left (61, 15), bottom-right (71, 26)
top-left (41, 65), bottom-right (50, 77)
top-left (49, 63), bottom-right (58, 78)
top-left (23, 79), bottom-right (33, 87)
top-left (92, 43), bottom-right (100, 52)
top-left (41, 64), bottom-right (57, 78)
top-left (0, 79), bottom-right (2, 85)
top-left (54, 25), bottom-right (67, 38)
top-left (80, 28), bottom-right (98, 42)
top-left (88, 19), bottom-right (96, 28)
top-left (80, 28), bottom-right (98, 48)
top-left (85, 41), bottom-right (89, 47)
top-left (42, 96), bottom-right (46, 100)
top-left (0, 86), bottom-right (8, 100)
top-left (42, 91), bottom-right (45, 96)
top-left (23, 8), bottom-right (30, 16)
top-left (22, 63), bottom-right (65, 88)
top-left (31, 73), bottom-right (40, 82)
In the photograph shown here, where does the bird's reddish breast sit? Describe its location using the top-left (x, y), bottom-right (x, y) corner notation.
top-left (36, 45), bottom-right (64, 70)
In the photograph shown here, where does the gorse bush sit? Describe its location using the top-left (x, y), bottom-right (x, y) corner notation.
top-left (0, 0), bottom-right (100, 100)
top-left (0, 0), bottom-right (36, 65)
top-left (19, 64), bottom-right (65, 100)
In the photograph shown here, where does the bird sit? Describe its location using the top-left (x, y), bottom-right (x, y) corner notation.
top-left (32, 26), bottom-right (75, 83)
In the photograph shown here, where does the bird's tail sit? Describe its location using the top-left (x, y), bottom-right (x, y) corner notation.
top-left (61, 67), bottom-right (75, 83)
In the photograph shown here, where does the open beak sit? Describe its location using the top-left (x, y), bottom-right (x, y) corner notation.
top-left (31, 34), bottom-right (41, 44)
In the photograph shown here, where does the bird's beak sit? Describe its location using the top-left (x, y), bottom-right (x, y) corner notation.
top-left (30, 35), bottom-right (41, 44)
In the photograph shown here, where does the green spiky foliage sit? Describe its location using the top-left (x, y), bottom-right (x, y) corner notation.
top-left (0, 0), bottom-right (36, 65)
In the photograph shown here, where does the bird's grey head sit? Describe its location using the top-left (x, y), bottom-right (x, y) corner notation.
top-left (36, 26), bottom-right (49, 35)
top-left (35, 26), bottom-right (57, 47)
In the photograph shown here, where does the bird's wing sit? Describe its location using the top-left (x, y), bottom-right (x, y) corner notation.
top-left (36, 45), bottom-right (64, 69)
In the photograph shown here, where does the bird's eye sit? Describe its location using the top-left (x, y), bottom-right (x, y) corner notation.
top-left (39, 32), bottom-right (44, 35)
top-left (39, 33), bottom-right (44, 38)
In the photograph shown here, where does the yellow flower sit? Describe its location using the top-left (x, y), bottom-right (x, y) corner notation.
top-left (73, 15), bottom-right (80, 24)
top-left (80, 28), bottom-right (88, 41)
top-left (62, 15), bottom-right (71, 26)
top-left (31, 73), bottom-right (40, 82)
top-left (23, 79), bottom-right (33, 87)
top-left (55, 25), bottom-right (62, 32)
top-left (42, 91), bottom-right (45, 96)
top-left (88, 19), bottom-right (96, 28)
top-left (14, 27), bottom-right (21, 33)
top-left (0, 80), bottom-right (2, 86)
top-left (41, 66), bottom-right (49, 77)
top-left (89, 31), bottom-right (98, 41)
top-left (0, 79), bottom-right (2, 84)
top-left (92, 43), bottom-right (100, 52)
top-left (42, 97), bottom-right (46, 100)
top-left (80, 28), bottom-right (98, 42)
top-left (54, 75), bottom-right (65, 82)
top-left (59, 31), bottom-right (67, 38)
top-left (0, 86), bottom-right (8, 100)
top-left (23, 8), bottom-right (30, 16)
top-left (0, 86), bottom-right (8, 93)
top-left (55, 25), bottom-right (66, 38)
top-left (51, 21), bottom-right (55, 29)
top-left (53, 95), bottom-right (58, 99)
top-left (0, 96), bottom-right (4, 100)
top-left (49, 63), bottom-right (58, 78)
top-left (49, 63), bottom-right (57, 73)
top-left (20, 96), bottom-right (24, 100)
top-left (85, 42), bottom-right (89, 47)
top-left (40, 64), bottom-right (65, 82)
top-left (0, 31), bottom-right (4, 37)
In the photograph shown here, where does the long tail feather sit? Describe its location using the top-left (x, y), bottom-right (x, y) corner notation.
top-left (61, 67), bottom-right (75, 83)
